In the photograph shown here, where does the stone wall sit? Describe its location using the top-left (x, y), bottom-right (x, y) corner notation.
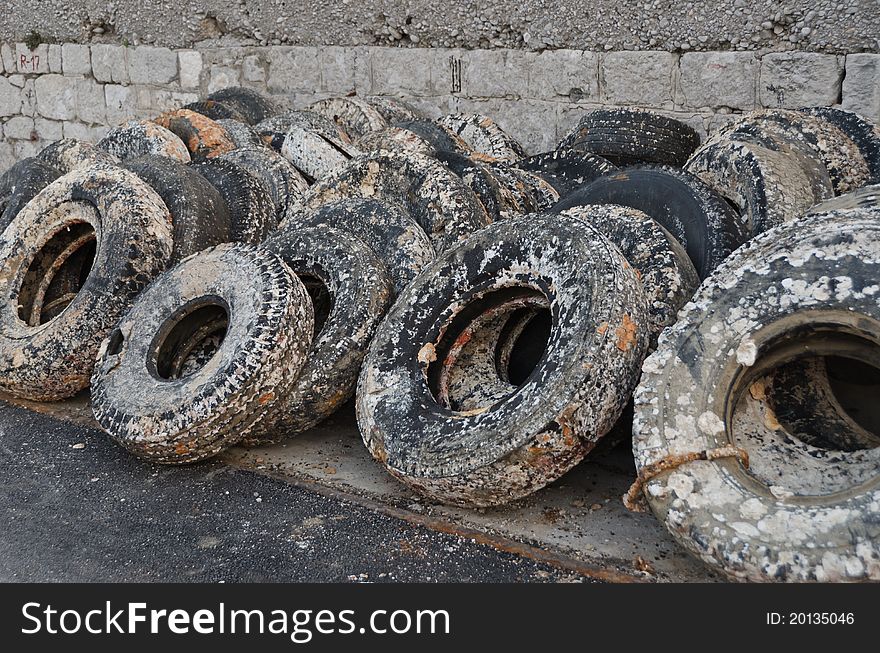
top-left (1, 41), bottom-right (878, 171)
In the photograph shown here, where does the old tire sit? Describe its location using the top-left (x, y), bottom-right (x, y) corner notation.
top-left (437, 113), bottom-right (526, 162)
top-left (154, 109), bottom-right (237, 161)
top-left (91, 243), bottom-right (314, 463)
top-left (355, 126), bottom-right (436, 157)
top-left (0, 158), bottom-right (62, 234)
top-left (281, 126), bottom-right (361, 184)
top-left (554, 165), bottom-right (748, 279)
top-left (436, 151), bottom-right (520, 222)
top-left (183, 100), bottom-right (249, 123)
top-left (685, 133), bottom-right (834, 237)
top-left (123, 155), bottom-right (231, 262)
top-left (806, 183), bottom-right (880, 215)
top-left (0, 163), bottom-right (173, 400)
top-left (309, 97), bottom-right (387, 139)
top-left (357, 212), bottom-right (650, 507)
top-left (801, 106), bottom-right (880, 182)
top-left (256, 110), bottom-right (350, 152)
top-left (98, 120), bottom-right (191, 163)
top-left (398, 119), bottom-right (472, 156)
top-left (206, 87), bottom-right (281, 125)
top-left (218, 147), bottom-right (308, 223)
top-left (514, 149), bottom-right (617, 196)
top-left (37, 139), bottom-right (118, 173)
top-left (302, 150), bottom-right (489, 252)
top-left (632, 207), bottom-right (880, 582)
top-left (291, 198), bottom-right (435, 294)
top-left (250, 226), bottom-right (393, 439)
top-left (559, 109), bottom-right (700, 167)
top-left (214, 119), bottom-right (265, 149)
top-left (365, 96), bottom-right (422, 124)
top-left (191, 158), bottom-right (275, 244)
top-left (556, 205), bottom-right (699, 345)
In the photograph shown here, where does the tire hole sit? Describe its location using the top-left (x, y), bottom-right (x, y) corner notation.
top-left (151, 300), bottom-right (229, 381)
top-left (496, 307), bottom-right (552, 387)
top-left (298, 273), bottom-right (332, 339)
top-left (106, 328), bottom-right (125, 356)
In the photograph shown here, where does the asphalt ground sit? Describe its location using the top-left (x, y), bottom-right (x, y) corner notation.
top-left (0, 401), bottom-right (589, 583)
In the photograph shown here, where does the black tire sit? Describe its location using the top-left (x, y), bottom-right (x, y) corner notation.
top-left (191, 158), bottom-right (275, 244)
top-left (37, 139), bottom-right (118, 173)
top-left (214, 119), bottom-right (265, 149)
top-left (291, 198), bottom-right (436, 294)
top-left (437, 113), bottom-right (526, 162)
top-left (493, 165), bottom-right (559, 211)
top-left (91, 243), bottom-right (314, 463)
top-left (309, 97), bottom-right (387, 139)
top-left (559, 109), bottom-right (700, 167)
top-left (801, 106), bottom-right (880, 182)
top-left (0, 163), bottom-right (173, 400)
top-left (554, 165), bottom-right (748, 279)
top-left (281, 126), bottom-right (360, 184)
top-left (357, 212), bottom-right (650, 507)
top-left (717, 109), bottom-right (871, 194)
top-left (365, 96), bottom-right (422, 124)
top-left (183, 100), bottom-right (248, 123)
top-left (303, 150), bottom-right (490, 252)
top-left (123, 155), bottom-right (232, 262)
top-left (219, 147), bottom-right (308, 223)
top-left (98, 120), bottom-right (191, 163)
top-left (514, 149), bottom-right (617, 196)
top-left (685, 132), bottom-right (834, 237)
top-left (153, 109), bottom-right (237, 161)
top-left (250, 226), bottom-right (393, 439)
top-left (255, 110), bottom-right (349, 152)
top-left (633, 207), bottom-right (880, 582)
top-left (206, 87), bottom-right (281, 125)
top-left (806, 183), bottom-right (880, 215)
top-left (556, 205), bottom-right (699, 345)
top-left (435, 150), bottom-right (519, 222)
top-left (396, 119), bottom-right (472, 156)
top-left (0, 158), bottom-right (62, 234)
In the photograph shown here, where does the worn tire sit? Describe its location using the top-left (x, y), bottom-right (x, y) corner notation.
top-left (37, 139), bottom-right (118, 173)
top-left (183, 100), bottom-right (249, 123)
top-left (281, 126), bottom-right (361, 184)
top-left (357, 212), bottom-right (650, 507)
top-left (98, 120), bottom-right (191, 163)
top-left (633, 207), bottom-right (880, 582)
top-left (556, 205), bottom-right (699, 345)
top-left (309, 97), bottom-right (387, 139)
top-left (365, 96), bottom-right (422, 124)
top-left (206, 87), bottom-right (281, 125)
top-left (91, 243), bottom-right (314, 463)
top-left (397, 119), bottom-right (473, 156)
top-left (496, 166), bottom-right (560, 211)
top-left (355, 126), bottom-right (435, 157)
top-left (437, 113), bottom-right (526, 162)
top-left (806, 183), bottom-right (880, 215)
top-left (554, 165), bottom-right (748, 279)
top-left (291, 198), bottom-right (436, 294)
top-left (218, 147), bottom-right (308, 223)
top-left (0, 158), bottom-right (62, 234)
top-left (249, 226), bottom-right (393, 439)
top-left (214, 119), bottom-right (265, 149)
top-left (256, 110), bottom-right (350, 152)
top-left (716, 109), bottom-right (871, 195)
top-left (514, 149), bottom-right (617, 195)
top-left (0, 163), bottom-right (173, 400)
top-left (302, 150), bottom-right (489, 252)
top-left (154, 109), bottom-right (237, 161)
top-left (435, 151), bottom-right (520, 222)
top-left (801, 106), bottom-right (880, 182)
top-left (559, 109), bottom-right (700, 167)
top-left (123, 155), bottom-right (231, 262)
top-left (191, 158), bottom-right (275, 244)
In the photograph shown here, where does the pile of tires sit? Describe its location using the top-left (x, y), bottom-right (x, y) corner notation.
top-left (0, 86), bottom-right (878, 582)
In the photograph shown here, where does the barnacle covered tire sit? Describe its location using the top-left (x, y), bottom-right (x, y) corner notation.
top-left (0, 158), bottom-right (62, 233)
top-left (249, 227), bottom-right (393, 440)
top-left (559, 109), bottom-right (700, 167)
top-left (685, 134), bottom-right (833, 237)
top-left (357, 213), bottom-right (650, 507)
top-left (437, 113), bottom-right (526, 162)
top-left (514, 149), bottom-right (616, 195)
top-left (557, 205), bottom-right (698, 345)
top-left (303, 151), bottom-right (489, 252)
top-left (154, 109), bottom-right (237, 161)
top-left (123, 155), bottom-right (231, 262)
top-left (806, 183), bottom-right (880, 215)
top-left (281, 126), bottom-right (360, 183)
top-left (91, 243), bottom-right (314, 463)
top-left (183, 100), bottom-right (248, 123)
top-left (801, 107), bottom-right (880, 182)
top-left (292, 198), bottom-right (435, 294)
top-left (398, 119), bottom-right (473, 156)
top-left (309, 97), bottom-right (387, 139)
top-left (364, 96), bottom-right (422, 124)
top-left (192, 159), bottom-right (275, 244)
top-left (554, 165), bottom-right (747, 279)
top-left (215, 119), bottom-right (265, 149)
top-left (436, 151), bottom-right (520, 222)
top-left (98, 120), bottom-right (191, 163)
top-left (37, 139), bottom-right (118, 173)
top-left (256, 111), bottom-right (349, 152)
top-left (219, 147), bottom-right (307, 222)
top-left (355, 126), bottom-right (435, 157)
top-left (0, 164), bottom-right (173, 400)
top-left (632, 208), bottom-right (880, 582)
top-left (206, 87), bottom-right (281, 125)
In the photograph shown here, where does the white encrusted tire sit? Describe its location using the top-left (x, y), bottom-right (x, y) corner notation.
top-left (437, 113), bottom-right (526, 162)
top-left (37, 139), bottom-right (118, 173)
top-left (302, 150), bottom-right (489, 252)
top-left (632, 207), bottom-right (880, 582)
top-left (219, 147), bottom-right (308, 222)
top-left (309, 97), bottom-right (387, 139)
top-left (281, 126), bottom-right (360, 183)
top-left (357, 212), bottom-right (650, 507)
top-left (0, 163), bottom-right (174, 400)
top-left (91, 243), bottom-right (314, 464)
top-left (98, 120), bottom-right (191, 163)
